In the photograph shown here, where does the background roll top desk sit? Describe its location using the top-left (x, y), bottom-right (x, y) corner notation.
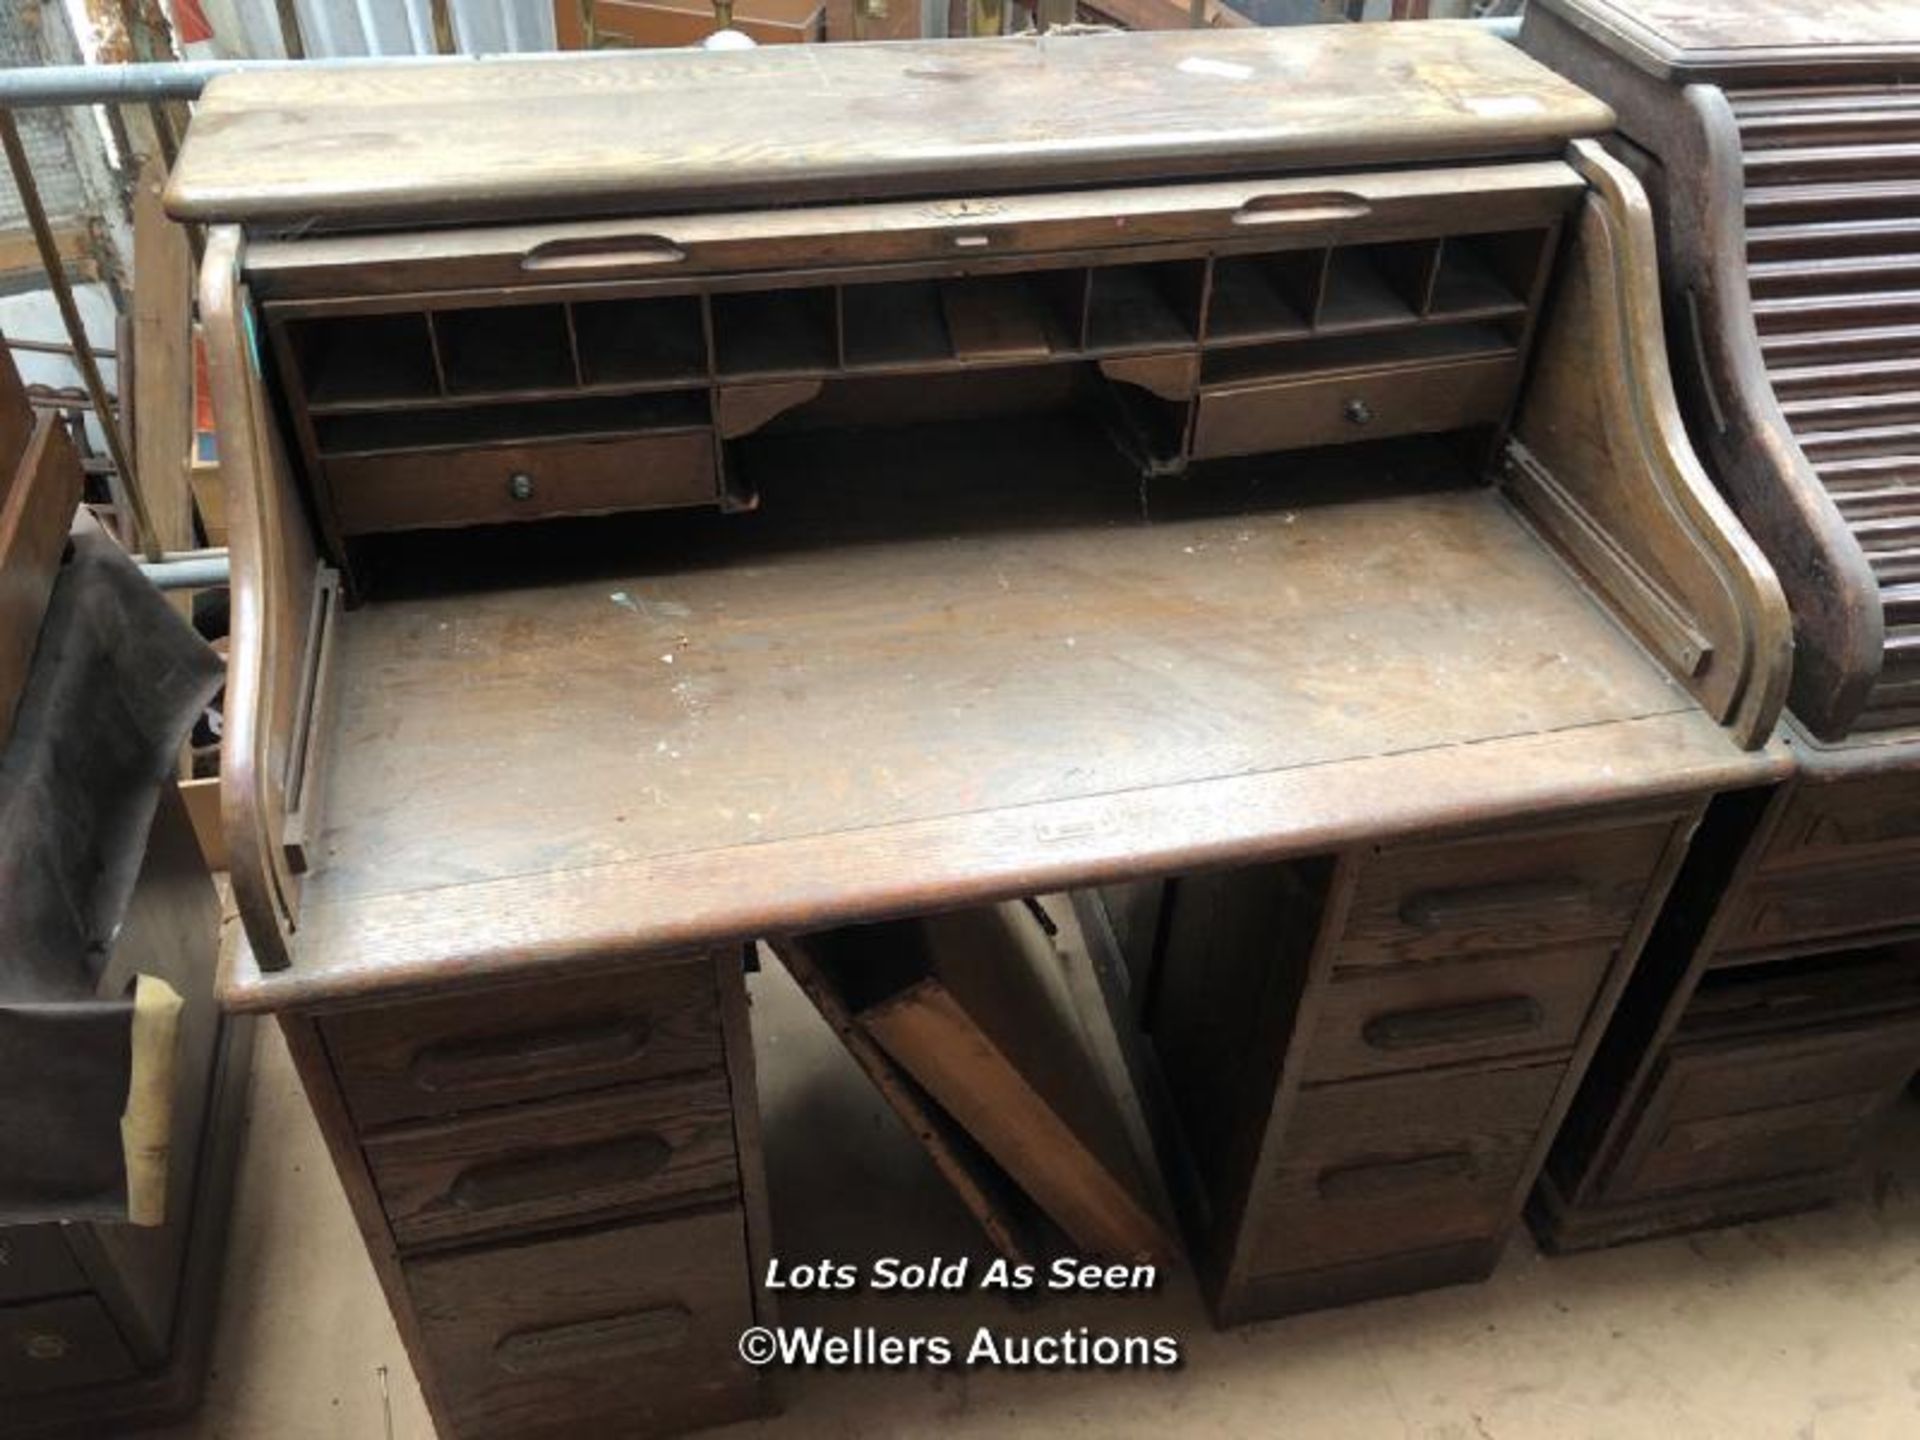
top-left (171, 27), bottom-right (1792, 1438)
top-left (1522, 0), bottom-right (1920, 1254)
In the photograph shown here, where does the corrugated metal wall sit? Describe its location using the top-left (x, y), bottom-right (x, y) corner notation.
top-left (291, 0), bottom-right (555, 57)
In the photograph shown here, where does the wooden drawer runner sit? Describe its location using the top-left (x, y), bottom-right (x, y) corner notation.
top-left (1190, 354), bottom-right (1519, 461)
top-left (1604, 1013), bottom-right (1920, 1203)
top-left (0, 1295), bottom-right (139, 1397)
top-left (323, 957), bottom-right (722, 1129)
top-left (1758, 770), bottom-right (1920, 870)
top-left (328, 431), bottom-right (717, 535)
top-left (1246, 1061), bottom-right (1563, 1278)
top-left (1304, 943), bottom-right (1615, 1084)
top-left (1337, 814), bottom-right (1679, 970)
top-left (406, 1206), bottom-right (760, 1440)
top-left (367, 1073), bottom-right (740, 1250)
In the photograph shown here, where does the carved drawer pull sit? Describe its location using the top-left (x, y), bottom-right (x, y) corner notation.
top-left (1362, 995), bottom-right (1543, 1051)
top-left (494, 1305), bottom-right (691, 1375)
top-left (410, 1019), bottom-right (649, 1093)
top-left (1397, 876), bottom-right (1591, 930)
top-left (448, 1134), bottom-right (673, 1212)
top-left (1316, 1150), bottom-right (1476, 1202)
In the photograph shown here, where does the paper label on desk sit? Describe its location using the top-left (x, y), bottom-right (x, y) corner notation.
top-left (1465, 95), bottom-right (1546, 118)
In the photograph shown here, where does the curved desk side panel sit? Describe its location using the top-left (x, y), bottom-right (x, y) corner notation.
top-left (1504, 140), bottom-right (1793, 750)
top-left (1521, 2), bottom-right (1884, 738)
top-left (202, 227), bottom-right (334, 975)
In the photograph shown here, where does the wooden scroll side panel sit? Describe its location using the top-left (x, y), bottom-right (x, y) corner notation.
top-left (1504, 139), bottom-right (1791, 750)
top-left (200, 227), bottom-right (327, 973)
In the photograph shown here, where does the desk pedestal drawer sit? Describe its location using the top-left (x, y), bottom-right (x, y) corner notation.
top-left (1304, 942), bottom-right (1615, 1083)
top-left (1604, 1012), bottom-right (1920, 1203)
top-left (407, 1206), bottom-right (761, 1440)
top-left (328, 432), bottom-right (717, 535)
top-left (1337, 815), bottom-right (1677, 969)
top-left (323, 957), bottom-right (723, 1128)
top-left (1246, 1062), bottom-right (1562, 1278)
top-left (0, 1228), bottom-right (85, 1306)
top-left (367, 1072), bottom-right (741, 1250)
top-left (1719, 852), bottom-right (1920, 954)
top-left (1760, 771), bottom-right (1920, 867)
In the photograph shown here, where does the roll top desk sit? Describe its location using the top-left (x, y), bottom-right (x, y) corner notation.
top-left (171, 27), bottom-right (1791, 1437)
top-left (1522, 0), bottom-right (1920, 1253)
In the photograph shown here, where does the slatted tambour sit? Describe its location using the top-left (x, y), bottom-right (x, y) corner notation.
top-left (1737, 84), bottom-right (1920, 728)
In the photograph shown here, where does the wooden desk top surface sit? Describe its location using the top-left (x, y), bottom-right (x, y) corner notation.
top-left (1531, 0), bottom-right (1920, 82)
top-left (166, 26), bottom-right (1611, 233)
top-left (221, 428), bottom-right (1785, 1012)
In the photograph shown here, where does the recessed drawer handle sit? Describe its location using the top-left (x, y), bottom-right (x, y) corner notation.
top-left (521, 234), bottom-right (688, 271)
top-left (410, 1019), bottom-right (649, 1093)
top-left (448, 1133), bottom-right (673, 1212)
top-left (494, 1305), bottom-right (691, 1375)
top-left (1398, 877), bottom-right (1591, 930)
top-left (1362, 995), bottom-right (1543, 1051)
top-left (1231, 192), bottom-right (1371, 227)
top-left (1317, 1150), bottom-right (1476, 1202)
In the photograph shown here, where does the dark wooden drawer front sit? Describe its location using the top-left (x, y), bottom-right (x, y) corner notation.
top-left (0, 1228), bottom-right (84, 1306)
top-left (367, 1072), bottom-right (741, 1250)
top-left (328, 432), bottom-right (717, 535)
top-left (1606, 1016), bottom-right (1920, 1203)
top-left (1337, 815), bottom-right (1677, 970)
top-left (324, 958), bottom-right (722, 1129)
top-left (0, 1295), bottom-right (138, 1397)
top-left (1760, 771), bottom-right (1920, 869)
top-left (1191, 355), bottom-right (1519, 462)
top-left (1246, 1062), bottom-right (1562, 1277)
top-left (1720, 853), bottom-right (1920, 954)
top-left (407, 1207), bottom-right (759, 1440)
top-left (1304, 943), bottom-right (1615, 1084)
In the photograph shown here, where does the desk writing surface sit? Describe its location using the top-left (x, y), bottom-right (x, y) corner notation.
top-left (222, 427), bottom-right (1785, 1011)
top-left (166, 26), bottom-right (1611, 231)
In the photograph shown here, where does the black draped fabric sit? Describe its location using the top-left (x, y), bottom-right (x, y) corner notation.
top-left (0, 517), bottom-right (223, 1221)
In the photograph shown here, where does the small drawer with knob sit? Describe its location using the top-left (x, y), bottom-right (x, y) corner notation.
top-left (1189, 353), bottom-right (1520, 461)
top-left (365, 1071), bottom-right (741, 1250)
top-left (326, 431), bottom-right (718, 536)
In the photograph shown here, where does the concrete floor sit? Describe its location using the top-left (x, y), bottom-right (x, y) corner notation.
top-left (161, 951), bottom-right (1920, 1440)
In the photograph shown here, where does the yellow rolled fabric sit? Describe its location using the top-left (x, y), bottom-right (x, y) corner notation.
top-left (119, 974), bottom-right (184, 1226)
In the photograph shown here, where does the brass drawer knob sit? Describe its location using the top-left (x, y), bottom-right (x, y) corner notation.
top-left (1343, 398), bottom-right (1374, 426)
top-left (24, 1332), bottom-right (70, 1361)
top-left (507, 472), bottom-right (536, 502)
